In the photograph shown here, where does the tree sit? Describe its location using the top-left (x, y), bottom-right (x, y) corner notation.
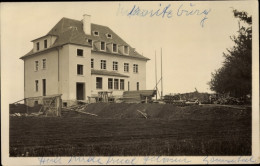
top-left (209, 9), bottom-right (252, 98)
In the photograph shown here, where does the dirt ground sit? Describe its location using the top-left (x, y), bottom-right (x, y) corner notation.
top-left (9, 104), bottom-right (251, 156)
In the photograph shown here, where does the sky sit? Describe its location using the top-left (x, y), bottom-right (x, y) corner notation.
top-left (1, 1), bottom-right (258, 104)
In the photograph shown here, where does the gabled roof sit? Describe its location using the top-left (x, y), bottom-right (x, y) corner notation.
top-left (91, 69), bottom-right (129, 78)
top-left (21, 17), bottom-right (150, 60)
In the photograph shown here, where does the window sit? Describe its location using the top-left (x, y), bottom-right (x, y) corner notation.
top-left (96, 77), bottom-right (102, 89)
top-left (100, 41), bottom-right (106, 51)
top-left (101, 60), bottom-right (106, 69)
top-left (114, 79), bottom-right (119, 90)
top-left (107, 34), bottom-right (112, 38)
top-left (44, 39), bottom-right (47, 48)
top-left (91, 59), bottom-right (94, 69)
top-left (36, 42), bottom-right (40, 51)
top-left (42, 79), bottom-right (46, 96)
top-left (77, 64), bottom-right (83, 75)
top-left (87, 39), bottom-right (93, 48)
top-left (108, 78), bottom-right (113, 89)
top-left (35, 61), bottom-right (39, 71)
top-left (42, 59), bottom-right (46, 69)
top-left (113, 61), bottom-right (118, 71)
top-left (34, 101), bottom-right (39, 105)
top-left (87, 39), bottom-right (92, 44)
top-left (120, 79), bottom-right (125, 90)
top-left (77, 49), bottom-right (83, 56)
top-left (137, 82), bottom-right (139, 91)
top-left (133, 64), bottom-right (138, 73)
top-left (124, 63), bottom-right (129, 72)
top-left (35, 80), bottom-right (39, 92)
top-left (63, 102), bottom-right (67, 107)
top-left (113, 43), bottom-right (117, 53)
top-left (93, 31), bottom-right (99, 36)
top-left (124, 45), bottom-right (129, 54)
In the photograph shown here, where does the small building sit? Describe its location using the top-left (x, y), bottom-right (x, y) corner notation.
top-left (20, 14), bottom-right (150, 106)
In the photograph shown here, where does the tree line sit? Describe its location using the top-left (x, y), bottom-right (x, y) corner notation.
top-left (209, 9), bottom-right (252, 99)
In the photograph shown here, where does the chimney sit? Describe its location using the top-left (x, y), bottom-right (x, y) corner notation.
top-left (83, 14), bottom-right (91, 35)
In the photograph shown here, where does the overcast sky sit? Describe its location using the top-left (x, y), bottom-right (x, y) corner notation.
top-left (1, 1), bottom-right (257, 104)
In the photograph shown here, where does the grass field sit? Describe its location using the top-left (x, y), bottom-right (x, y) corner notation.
top-left (9, 104), bottom-right (251, 156)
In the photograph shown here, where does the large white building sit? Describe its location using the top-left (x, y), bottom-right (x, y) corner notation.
top-left (20, 15), bottom-right (150, 106)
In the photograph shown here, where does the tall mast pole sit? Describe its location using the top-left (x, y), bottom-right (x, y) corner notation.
top-left (155, 51), bottom-right (158, 101)
top-left (161, 48), bottom-right (163, 100)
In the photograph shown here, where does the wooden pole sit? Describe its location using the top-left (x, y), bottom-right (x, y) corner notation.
top-left (161, 48), bottom-right (163, 100)
top-left (155, 51), bottom-right (158, 101)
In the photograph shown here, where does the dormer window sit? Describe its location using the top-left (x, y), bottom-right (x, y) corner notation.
top-left (87, 39), bottom-right (92, 44)
top-left (44, 39), bottom-right (47, 49)
top-left (93, 31), bottom-right (99, 36)
top-left (100, 41), bottom-right (106, 51)
top-left (36, 42), bottom-right (40, 51)
top-left (107, 34), bottom-right (112, 39)
top-left (112, 43), bottom-right (118, 53)
top-left (87, 39), bottom-right (93, 48)
top-left (124, 45), bottom-right (129, 55)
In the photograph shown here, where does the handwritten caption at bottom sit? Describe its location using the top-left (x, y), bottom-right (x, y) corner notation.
top-left (38, 156), bottom-right (191, 165)
top-left (38, 156), bottom-right (256, 165)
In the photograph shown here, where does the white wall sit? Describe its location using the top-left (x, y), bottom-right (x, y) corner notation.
top-left (24, 49), bottom-right (59, 98)
top-left (24, 44), bottom-right (147, 103)
top-left (58, 45), bottom-right (69, 100)
top-left (66, 44), bottom-right (92, 100)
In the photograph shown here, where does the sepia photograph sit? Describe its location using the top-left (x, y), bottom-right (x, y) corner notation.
top-left (1, 1), bottom-right (259, 165)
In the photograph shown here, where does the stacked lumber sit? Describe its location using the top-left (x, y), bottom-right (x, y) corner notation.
top-left (163, 95), bottom-right (180, 104)
top-left (122, 90), bottom-right (156, 103)
top-left (164, 92), bottom-right (211, 104)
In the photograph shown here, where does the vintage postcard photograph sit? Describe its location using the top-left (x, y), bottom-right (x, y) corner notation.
top-left (1, 1), bottom-right (259, 165)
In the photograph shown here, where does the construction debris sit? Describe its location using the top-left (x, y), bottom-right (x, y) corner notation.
top-left (164, 91), bottom-right (210, 105)
top-left (10, 113), bottom-right (22, 117)
top-left (63, 104), bottom-right (98, 116)
top-left (10, 112), bottom-right (44, 117)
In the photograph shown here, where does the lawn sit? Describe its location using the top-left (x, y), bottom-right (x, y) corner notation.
top-left (9, 104), bottom-right (251, 156)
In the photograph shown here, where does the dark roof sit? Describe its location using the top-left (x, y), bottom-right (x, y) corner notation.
top-left (31, 34), bottom-right (58, 42)
top-left (21, 17), bottom-right (150, 60)
top-left (91, 69), bottom-right (129, 78)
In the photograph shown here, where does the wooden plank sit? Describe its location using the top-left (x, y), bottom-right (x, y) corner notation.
top-left (137, 109), bottom-right (147, 119)
top-left (12, 98), bottom-right (27, 104)
top-left (73, 109), bottom-right (98, 116)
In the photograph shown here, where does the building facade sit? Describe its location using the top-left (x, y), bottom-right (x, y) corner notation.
top-left (21, 15), bottom-right (149, 106)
